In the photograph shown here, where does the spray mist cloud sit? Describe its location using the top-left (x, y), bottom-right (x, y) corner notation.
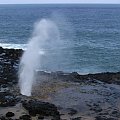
top-left (19, 19), bottom-right (60, 96)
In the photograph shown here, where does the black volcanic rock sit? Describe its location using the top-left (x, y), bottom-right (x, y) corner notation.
top-left (67, 108), bottom-right (78, 116)
top-left (95, 116), bottom-right (116, 120)
top-left (72, 117), bottom-right (82, 120)
top-left (6, 112), bottom-right (15, 117)
top-left (0, 47), bottom-right (23, 85)
top-left (0, 47), bottom-right (4, 54)
top-left (19, 115), bottom-right (31, 120)
top-left (69, 72), bottom-right (120, 84)
top-left (0, 92), bottom-right (19, 107)
top-left (22, 100), bottom-right (60, 119)
top-left (2, 48), bottom-right (23, 60)
top-left (38, 115), bottom-right (44, 119)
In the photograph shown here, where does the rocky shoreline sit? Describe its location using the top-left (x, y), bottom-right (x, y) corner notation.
top-left (0, 47), bottom-right (120, 120)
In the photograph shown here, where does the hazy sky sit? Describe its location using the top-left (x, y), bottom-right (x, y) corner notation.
top-left (0, 0), bottom-right (120, 4)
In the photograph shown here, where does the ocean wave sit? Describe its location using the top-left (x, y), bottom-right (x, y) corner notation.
top-left (0, 43), bottom-right (27, 50)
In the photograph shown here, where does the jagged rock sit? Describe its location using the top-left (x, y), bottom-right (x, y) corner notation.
top-left (95, 116), bottom-right (116, 120)
top-left (72, 117), bottom-right (81, 120)
top-left (22, 100), bottom-right (60, 119)
top-left (0, 92), bottom-right (19, 107)
top-left (0, 47), bottom-right (4, 54)
top-left (38, 115), bottom-right (44, 119)
top-left (111, 110), bottom-right (120, 117)
top-left (19, 115), bottom-right (31, 120)
top-left (67, 108), bottom-right (78, 116)
top-left (78, 72), bottom-right (120, 84)
top-left (0, 47), bottom-right (23, 85)
top-left (6, 112), bottom-right (15, 117)
top-left (0, 116), bottom-right (13, 120)
top-left (90, 107), bottom-right (102, 113)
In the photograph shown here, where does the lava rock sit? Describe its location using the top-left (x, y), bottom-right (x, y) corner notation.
top-left (0, 47), bottom-right (23, 85)
top-left (69, 71), bottom-right (120, 84)
top-left (22, 100), bottom-right (60, 119)
top-left (0, 47), bottom-right (4, 54)
top-left (38, 115), bottom-right (44, 119)
top-left (111, 110), bottom-right (120, 117)
top-left (67, 108), bottom-right (78, 116)
top-left (71, 117), bottom-right (81, 120)
top-left (90, 108), bottom-right (102, 113)
top-left (0, 92), bottom-right (19, 107)
top-left (95, 116), bottom-right (116, 120)
top-left (19, 115), bottom-right (31, 120)
top-left (6, 112), bottom-right (15, 117)
top-left (0, 116), bottom-right (13, 120)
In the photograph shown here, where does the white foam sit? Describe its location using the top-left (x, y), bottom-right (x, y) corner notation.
top-left (0, 43), bottom-right (27, 50)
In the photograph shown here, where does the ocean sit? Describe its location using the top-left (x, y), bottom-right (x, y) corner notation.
top-left (0, 4), bottom-right (120, 74)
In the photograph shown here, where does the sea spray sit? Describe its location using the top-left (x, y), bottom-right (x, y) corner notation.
top-left (19, 19), bottom-right (60, 96)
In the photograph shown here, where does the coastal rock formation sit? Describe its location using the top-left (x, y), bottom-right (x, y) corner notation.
top-left (6, 112), bottom-right (15, 117)
top-left (0, 47), bottom-right (120, 120)
top-left (22, 100), bottom-right (60, 119)
top-left (0, 47), bottom-right (120, 85)
top-left (0, 47), bottom-right (23, 85)
top-left (0, 92), bottom-right (19, 107)
top-left (19, 115), bottom-right (31, 120)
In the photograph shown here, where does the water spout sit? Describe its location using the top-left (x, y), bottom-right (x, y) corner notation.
top-left (19, 19), bottom-right (59, 96)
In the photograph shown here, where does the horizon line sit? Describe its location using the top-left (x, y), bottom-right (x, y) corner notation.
top-left (0, 3), bottom-right (120, 5)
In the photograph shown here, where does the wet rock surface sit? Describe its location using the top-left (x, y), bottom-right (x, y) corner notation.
top-left (1, 47), bottom-right (120, 119)
top-left (0, 47), bottom-right (23, 85)
top-left (19, 115), bottom-right (31, 120)
top-left (0, 92), bottom-right (20, 107)
top-left (6, 112), bottom-right (15, 117)
top-left (22, 100), bottom-right (60, 119)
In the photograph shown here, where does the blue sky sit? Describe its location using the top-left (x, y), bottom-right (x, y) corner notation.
top-left (0, 0), bottom-right (120, 4)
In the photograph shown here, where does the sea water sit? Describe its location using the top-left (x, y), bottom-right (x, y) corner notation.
top-left (0, 4), bottom-right (120, 74)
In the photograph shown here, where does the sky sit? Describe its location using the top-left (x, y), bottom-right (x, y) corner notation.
top-left (0, 0), bottom-right (120, 4)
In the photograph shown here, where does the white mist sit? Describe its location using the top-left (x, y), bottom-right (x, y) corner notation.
top-left (19, 19), bottom-right (60, 96)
